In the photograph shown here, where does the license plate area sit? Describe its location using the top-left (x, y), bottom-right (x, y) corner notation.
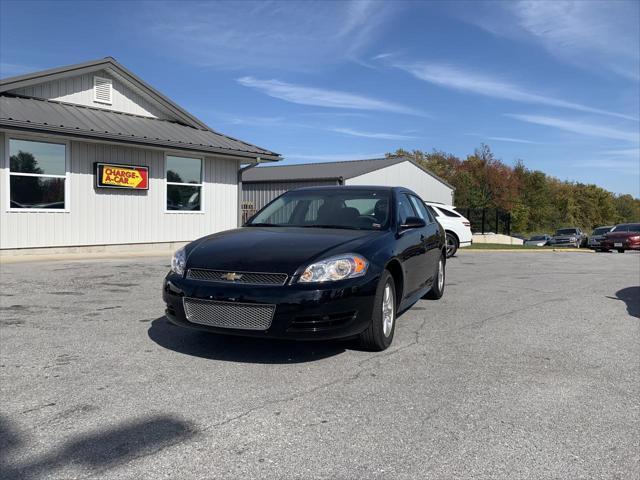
top-left (614, 242), bottom-right (623, 247)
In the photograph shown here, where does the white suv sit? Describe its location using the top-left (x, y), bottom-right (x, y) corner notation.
top-left (424, 202), bottom-right (473, 257)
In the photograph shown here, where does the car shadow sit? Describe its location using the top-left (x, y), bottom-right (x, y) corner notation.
top-left (0, 414), bottom-right (195, 480)
top-left (147, 316), bottom-right (347, 364)
top-left (614, 286), bottom-right (640, 318)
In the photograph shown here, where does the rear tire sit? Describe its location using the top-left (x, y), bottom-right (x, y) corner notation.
top-left (445, 233), bottom-right (458, 258)
top-left (426, 254), bottom-right (445, 300)
top-left (358, 271), bottom-right (396, 351)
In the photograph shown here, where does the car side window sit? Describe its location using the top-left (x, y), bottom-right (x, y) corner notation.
top-left (409, 195), bottom-right (433, 223)
top-left (425, 205), bottom-right (439, 218)
top-left (397, 193), bottom-right (417, 225)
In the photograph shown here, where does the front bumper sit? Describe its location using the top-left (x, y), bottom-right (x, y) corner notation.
top-left (600, 240), bottom-right (640, 250)
top-left (163, 271), bottom-right (380, 340)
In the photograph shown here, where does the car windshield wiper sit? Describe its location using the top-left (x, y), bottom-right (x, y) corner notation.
top-left (246, 222), bottom-right (281, 227)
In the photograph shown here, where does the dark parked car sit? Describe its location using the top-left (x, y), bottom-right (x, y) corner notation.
top-left (163, 186), bottom-right (447, 351)
top-left (548, 227), bottom-right (587, 248)
top-left (589, 226), bottom-right (613, 250)
top-left (600, 223), bottom-right (640, 253)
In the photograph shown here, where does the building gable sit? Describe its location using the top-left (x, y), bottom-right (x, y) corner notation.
top-left (0, 57), bottom-right (209, 129)
top-left (8, 69), bottom-right (173, 120)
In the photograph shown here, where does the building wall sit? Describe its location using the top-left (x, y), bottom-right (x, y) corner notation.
top-left (11, 70), bottom-right (170, 119)
top-left (242, 179), bottom-right (338, 212)
top-left (0, 131), bottom-right (239, 249)
top-left (346, 161), bottom-right (454, 204)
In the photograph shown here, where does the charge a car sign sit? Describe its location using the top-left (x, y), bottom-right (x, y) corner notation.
top-left (96, 163), bottom-right (149, 190)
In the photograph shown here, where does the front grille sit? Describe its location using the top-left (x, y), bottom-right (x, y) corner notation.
top-left (183, 298), bottom-right (275, 330)
top-left (186, 269), bottom-right (288, 286)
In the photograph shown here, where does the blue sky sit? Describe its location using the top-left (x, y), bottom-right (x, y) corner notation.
top-left (1, 0), bottom-right (639, 196)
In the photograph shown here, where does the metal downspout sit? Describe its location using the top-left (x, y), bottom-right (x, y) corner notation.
top-left (238, 159), bottom-right (261, 227)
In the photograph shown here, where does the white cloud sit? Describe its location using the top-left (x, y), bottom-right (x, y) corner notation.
top-left (329, 127), bottom-right (418, 140)
top-left (396, 63), bottom-right (636, 121)
top-left (487, 136), bottom-right (539, 144)
top-left (237, 77), bottom-right (428, 117)
top-left (144, 0), bottom-right (397, 71)
top-left (507, 114), bottom-right (640, 142)
top-left (457, 0), bottom-right (640, 80)
top-left (601, 148), bottom-right (640, 158)
top-left (572, 159), bottom-right (639, 175)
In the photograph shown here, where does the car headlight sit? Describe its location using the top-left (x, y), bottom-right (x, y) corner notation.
top-left (570, 236), bottom-right (576, 241)
top-left (170, 247), bottom-right (186, 276)
top-left (298, 254), bottom-right (368, 283)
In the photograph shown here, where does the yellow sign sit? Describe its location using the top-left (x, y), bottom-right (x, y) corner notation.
top-left (96, 163), bottom-right (149, 190)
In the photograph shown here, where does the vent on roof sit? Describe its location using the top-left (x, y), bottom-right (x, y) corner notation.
top-left (93, 76), bottom-right (112, 104)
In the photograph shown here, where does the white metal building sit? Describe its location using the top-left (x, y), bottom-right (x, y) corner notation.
top-left (242, 156), bottom-right (454, 217)
top-left (0, 58), bottom-right (280, 251)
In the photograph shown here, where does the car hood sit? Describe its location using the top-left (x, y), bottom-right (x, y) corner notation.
top-left (186, 227), bottom-right (383, 275)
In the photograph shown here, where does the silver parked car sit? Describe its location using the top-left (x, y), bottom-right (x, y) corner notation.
top-left (589, 226), bottom-right (613, 250)
top-left (548, 227), bottom-right (587, 248)
top-left (524, 234), bottom-right (552, 247)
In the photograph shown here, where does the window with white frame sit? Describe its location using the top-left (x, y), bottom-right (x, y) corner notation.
top-left (166, 155), bottom-right (202, 211)
top-left (8, 138), bottom-right (67, 210)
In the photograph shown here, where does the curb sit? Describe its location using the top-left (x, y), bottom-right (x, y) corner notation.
top-left (0, 250), bottom-right (174, 265)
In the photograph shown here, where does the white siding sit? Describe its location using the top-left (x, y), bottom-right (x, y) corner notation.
top-left (11, 70), bottom-right (171, 119)
top-left (346, 160), bottom-right (454, 204)
top-left (0, 132), bottom-right (239, 249)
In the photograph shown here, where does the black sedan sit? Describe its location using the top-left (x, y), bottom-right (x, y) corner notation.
top-left (163, 186), bottom-right (447, 351)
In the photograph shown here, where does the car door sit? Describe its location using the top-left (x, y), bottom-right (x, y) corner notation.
top-left (409, 195), bottom-right (441, 277)
top-left (395, 192), bottom-right (430, 297)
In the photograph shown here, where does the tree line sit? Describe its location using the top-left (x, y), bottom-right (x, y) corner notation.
top-left (389, 145), bottom-right (640, 235)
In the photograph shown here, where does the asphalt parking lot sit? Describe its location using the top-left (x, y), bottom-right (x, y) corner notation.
top-left (1, 251), bottom-right (638, 479)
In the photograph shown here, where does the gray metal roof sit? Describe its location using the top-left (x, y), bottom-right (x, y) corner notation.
top-left (242, 156), bottom-right (454, 188)
top-left (0, 95), bottom-right (281, 160)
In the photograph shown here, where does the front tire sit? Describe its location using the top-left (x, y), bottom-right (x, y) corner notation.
top-left (445, 233), bottom-right (459, 258)
top-left (358, 271), bottom-right (396, 351)
top-left (617, 249), bottom-right (625, 253)
top-left (426, 254), bottom-right (445, 300)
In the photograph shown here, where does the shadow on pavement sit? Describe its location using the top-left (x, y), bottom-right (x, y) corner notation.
top-left (614, 286), bottom-right (640, 318)
top-left (0, 414), bottom-right (195, 480)
top-left (148, 316), bottom-right (347, 364)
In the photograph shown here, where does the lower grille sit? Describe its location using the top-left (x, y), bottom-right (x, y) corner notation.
top-left (289, 311), bottom-right (357, 332)
top-left (183, 298), bottom-right (275, 330)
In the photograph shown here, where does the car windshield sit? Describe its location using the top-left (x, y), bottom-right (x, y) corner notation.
top-left (612, 224), bottom-right (640, 233)
top-left (247, 189), bottom-right (391, 230)
top-left (556, 229), bottom-right (577, 235)
top-left (592, 227), bottom-right (611, 235)
top-left (530, 235), bottom-right (547, 240)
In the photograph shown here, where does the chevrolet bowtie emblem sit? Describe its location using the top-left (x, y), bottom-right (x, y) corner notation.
top-left (221, 272), bottom-right (243, 281)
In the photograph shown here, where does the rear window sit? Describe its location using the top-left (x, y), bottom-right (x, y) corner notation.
top-left (530, 235), bottom-right (547, 241)
top-left (436, 206), bottom-right (461, 218)
top-left (592, 227), bottom-right (611, 235)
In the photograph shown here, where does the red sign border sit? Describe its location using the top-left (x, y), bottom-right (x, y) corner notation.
top-left (95, 162), bottom-right (149, 190)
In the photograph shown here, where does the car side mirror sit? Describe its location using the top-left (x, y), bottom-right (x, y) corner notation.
top-left (400, 216), bottom-right (426, 230)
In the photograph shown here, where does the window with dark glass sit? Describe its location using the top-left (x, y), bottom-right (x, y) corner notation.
top-left (166, 155), bottom-right (202, 211)
top-left (397, 193), bottom-right (417, 224)
top-left (9, 139), bottom-right (66, 209)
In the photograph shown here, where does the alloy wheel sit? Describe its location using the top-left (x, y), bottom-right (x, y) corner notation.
top-left (382, 282), bottom-right (395, 337)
